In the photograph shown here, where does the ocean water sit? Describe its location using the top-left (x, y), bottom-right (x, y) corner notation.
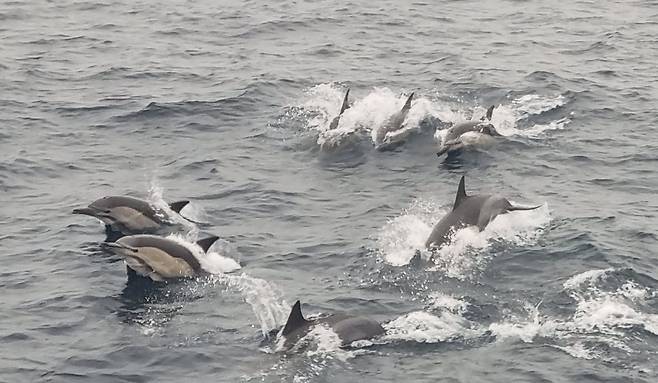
top-left (1, 0), bottom-right (657, 382)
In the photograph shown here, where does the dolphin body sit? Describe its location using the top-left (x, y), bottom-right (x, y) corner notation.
top-left (279, 300), bottom-right (385, 349)
top-left (436, 105), bottom-right (501, 157)
top-left (425, 176), bottom-right (541, 249)
top-left (73, 196), bottom-right (190, 236)
top-left (103, 234), bottom-right (219, 281)
top-left (374, 93), bottom-right (414, 151)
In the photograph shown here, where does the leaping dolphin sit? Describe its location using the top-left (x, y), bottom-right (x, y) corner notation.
top-left (328, 88), bottom-right (350, 130)
top-left (425, 176), bottom-right (541, 250)
top-left (103, 234), bottom-right (219, 281)
top-left (436, 105), bottom-right (501, 157)
top-left (374, 92), bottom-right (414, 151)
top-left (73, 196), bottom-right (190, 236)
top-left (279, 300), bottom-right (385, 349)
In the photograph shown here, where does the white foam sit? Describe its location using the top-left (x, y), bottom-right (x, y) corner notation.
top-left (165, 233), bottom-right (241, 275)
top-left (512, 94), bottom-right (567, 116)
top-left (491, 269), bottom-right (658, 360)
top-left (489, 302), bottom-right (555, 343)
top-left (563, 268), bottom-right (613, 290)
top-left (210, 273), bottom-right (289, 337)
top-left (376, 199), bottom-right (442, 266)
top-left (434, 94), bottom-right (570, 144)
top-left (427, 292), bottom-right (469, 314)
top-left (384, 310), bottom-right (481, 343)
top-left (147, 179), bottom-right (200, 235)
top-left (553, 342), bottom-right (601, 360)
top-left (299, 84), bottom-right (451, 148)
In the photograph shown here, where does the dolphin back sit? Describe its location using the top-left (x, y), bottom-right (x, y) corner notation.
top-left (329, 316), bottom-right (385, 346)
top-left (117, 235), bottom-right (203, 272)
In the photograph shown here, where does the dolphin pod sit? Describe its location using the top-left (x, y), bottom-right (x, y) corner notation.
top-left (425, 175), bottom-right (541, 250)
top-left (279, 300), bottom-right (385, 349)
top-left (73, 195), bottom-right (190, 236)
top-left (436, 105), bottom-right (502, 157)
top-left (70, 86), bottom-right (551, 356)
top-left (103, 234), bottom-right (219, 281)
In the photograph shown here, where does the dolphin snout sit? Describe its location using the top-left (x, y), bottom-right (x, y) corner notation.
top-left (72, 207), bottom-right (97, 216)
top-left (101, 242), bottom-right (139, 253)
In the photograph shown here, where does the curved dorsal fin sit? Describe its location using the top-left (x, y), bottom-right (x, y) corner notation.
top-left (339, 88), bottom-right (350, 115)
top-left (196, 235), bottom-right (219, 253)
top-left (402, 92), bottom-right (414, 111)
top-left (453, 176), bottom-right (468, 210)
top-left (485, 105), bottom-right (495, 121)
top-left (282, 300), bottom-right (308, 336)
top-left (169, 200), bottom-right (190, 213)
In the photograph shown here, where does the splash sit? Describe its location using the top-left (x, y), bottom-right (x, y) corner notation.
top-left (147, 179), bottom-right (200, 235)
top-left (210, 273), bottom-right (288, 336)
top-left (434, 93), bottom-right (570, 144)
top-left (384, 310), bottom-right (482, 343)
top-left (489, 268), bottom-right (658, 360)
top-left (298, 84), bottom-right (450, 148)
top-left (376, 199), bottom-right (442, 266)
top-left (165, 233), bottom-right (241, 274)
top-left (376, 198), bottom-right (550, 280)
top-left (427, 292), bottom-right (470, 314)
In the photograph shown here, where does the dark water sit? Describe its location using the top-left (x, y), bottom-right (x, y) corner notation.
top-left (2, 0), bottom-right (658, 382)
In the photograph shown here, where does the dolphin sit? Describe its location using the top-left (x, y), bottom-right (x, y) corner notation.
top-left (73, 196), bottom-right (190, 236)
top-left (374, 92), bottom-right (414, 150)
top-left (102, 234), bottom-right (219, 281)
top-left (436, 105), bottom-right (501, 157)
top-left (425, 176), bottom-right (541, 249)
top-left (328, 88), bottom-right (350, 130)
top-left (279, 300), bottom-right (385, 349)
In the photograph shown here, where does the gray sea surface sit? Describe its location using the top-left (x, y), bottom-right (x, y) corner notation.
top-left (1, 0), bottom-right (657, 382)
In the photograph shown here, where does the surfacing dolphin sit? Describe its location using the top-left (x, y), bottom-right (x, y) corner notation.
top-left (374, 92), bottom-right (414, 151)
top-left (73, 196), bottom-right (191, 237)
top-left (425, 176), bottom-right (541, 250)
top-left (328, 88), bottom-right (350, 131)
top-left (103, 234), bottom-right (219, 282)
top-left (436, 105), bottom-right (501, 157)
top-left (279, 300), bottom-right (385, 349)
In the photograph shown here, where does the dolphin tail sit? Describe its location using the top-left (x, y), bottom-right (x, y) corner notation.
top-left (339, 88), bottom-right (350, 115)
top-left (168, 200), bottom-right (190, 213)
top-left (508, 204), bottom-right (543, 211)
top-left (282, 300), bottom-right (309, 336)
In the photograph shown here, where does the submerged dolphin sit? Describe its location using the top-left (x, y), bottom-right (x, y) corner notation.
top-left (425, 176), bottom-right (541, 249)
top-left (73, 196), bottom-right (190, 236)
top-left (103, 234), bottom-right (219, 281)
top-left (436, 105), bottom-right (501, 157)
top-left (374, 92), bottom-right (414, 151)
top-left (328, 88), bottom-right (350, 130)
top-left (279, 300), bottom-right (385, 349)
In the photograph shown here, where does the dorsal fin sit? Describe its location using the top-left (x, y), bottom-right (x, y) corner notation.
top-left (196, 235), bottom-right (219, 253)
top-left (282, 300), bottom-right (308, 336)
top-left (339, 88), bottom-right (350, 115)
top-left (402, 92), bottom-right (414, 111)
top-left (453, 176), bottom-right (468, 210)
top-left (169, 200), bottom-right (189, 213)
top-left (485, 105), bottom-right (495, 121)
